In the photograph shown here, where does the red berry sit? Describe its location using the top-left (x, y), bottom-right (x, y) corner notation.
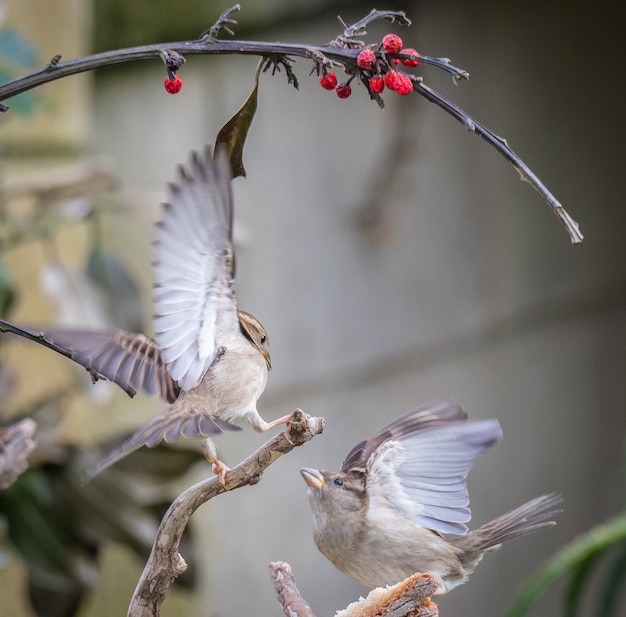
top-left (401, 48), bottom-right (421, 68)
top-left (394, 73), bottom-right (413, 96)
top-left (319, 71), bottom-right (338, 90)
top-left (382, 33), bottom-right (403, 55)
top-left (164, 75), bottom-right (182, 94)
top-left (384, 71), bottom-right (399, 91)
top-left (369, 75), bottom-right (385, 94)
top-left (357, 48), bottom-right (377, 70)
top-left (336, 82), bottom-right (352, 99)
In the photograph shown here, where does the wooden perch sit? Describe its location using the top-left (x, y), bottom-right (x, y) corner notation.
top-left (342, 574), bottom-right (440, 617)
top-left (127, 409), bottom-right (325, 617)
top-left (0, 418), bottom-right (37, 489)
top-left (269, 562), bottom-right (439, 617)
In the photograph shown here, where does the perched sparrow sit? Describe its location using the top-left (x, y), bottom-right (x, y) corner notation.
top-left (0, 147), bottom-right (290, 482)
top-left (301, 399), bottom-right (561, 594)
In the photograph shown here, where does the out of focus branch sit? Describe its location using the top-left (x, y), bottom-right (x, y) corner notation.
top-left (0, 418), bottom-right (37, 489)
top-left (127, 409), bottom-right (325, 617)
top-left (268, 562), bottom-right (440, 617)
top-left (269, 562), bottom-right (317, 617)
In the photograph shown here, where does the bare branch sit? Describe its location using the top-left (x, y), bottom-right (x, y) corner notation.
top-left (127, 409), bottom-right (325, 617)
top-left (0, 39), bottom-right (466, 103)
top-left (412, 78), bottom-right (584, 244)
top-left (269, 562), bottom-right (318, 617)
top-left (341, 9), bottom-right (412, 39)
top-left (0, 6), bottom-right (581, 243)
top-left (0, 418), bottom-right (37, 489)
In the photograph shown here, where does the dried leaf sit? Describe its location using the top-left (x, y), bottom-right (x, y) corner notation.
top-left (215, 60), bottom-right (262, 178)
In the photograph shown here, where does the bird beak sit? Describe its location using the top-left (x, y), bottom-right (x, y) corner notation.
top-left (263, 350), bottom-right (272, 371)
top-left (300, 467), bottom-right (325, 490)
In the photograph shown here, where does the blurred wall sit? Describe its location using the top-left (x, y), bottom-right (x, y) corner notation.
top-left (1, 1), bottom-right (625, 616)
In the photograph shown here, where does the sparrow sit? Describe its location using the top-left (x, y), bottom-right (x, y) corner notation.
top-left (301, 399), bottom-right (561, 594)
top-left (0, 147), bottom-right (290, 482)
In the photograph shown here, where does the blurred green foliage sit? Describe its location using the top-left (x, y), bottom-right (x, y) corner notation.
top-left (0, 442), bottom-right (204, 617)
top-left (508, 465), bottom-right (626, 617)
top-left (0, 27), bottom-right (41, 115)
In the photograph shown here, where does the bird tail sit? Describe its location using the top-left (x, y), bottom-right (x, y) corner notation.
top-left (82, 409), bottom-right (241, 484)
top-left (452, 493), bottom-right (562, 565)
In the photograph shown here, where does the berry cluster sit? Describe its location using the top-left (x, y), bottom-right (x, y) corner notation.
top-left (318, 70), bottom-right (353, 99)
top-left (317, 32), bottom-right (421, 101)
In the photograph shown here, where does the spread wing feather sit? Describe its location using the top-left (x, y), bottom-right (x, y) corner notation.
top-left (82, 406), bottom-right (242, 483)
top-left (341, 399), bottom-right (468, 476)
top-left (342, 399), bottom-right (503, 536)
top-left (152, 146), bottom-right (240, 392)
top-left (0, 320), bottom-right (179, 403)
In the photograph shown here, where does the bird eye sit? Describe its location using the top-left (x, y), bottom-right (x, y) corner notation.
top-left (259, 334), bottom-right (266, 344)
top-left (333, 478), bottom-right (344, 487)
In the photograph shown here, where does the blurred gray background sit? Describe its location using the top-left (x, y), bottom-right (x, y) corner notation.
top-left (1, 1), bottom-right (624, 616)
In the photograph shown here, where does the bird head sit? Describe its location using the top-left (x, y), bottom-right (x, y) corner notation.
top-left (238, 310), bottom-right (272, 371)
top-left (300, 467), bottom-right (366, 523)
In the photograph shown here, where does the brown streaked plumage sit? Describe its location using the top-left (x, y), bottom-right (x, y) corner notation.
top-left (301, 399), bottom-right (561, 594)
top-left (0, 147), bottom-right (289, 483)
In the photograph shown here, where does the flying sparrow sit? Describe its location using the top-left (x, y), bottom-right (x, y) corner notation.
top-left (301, 399), bottom-right (561, 594)
top-left (0, 147), bottom-right (290, 482)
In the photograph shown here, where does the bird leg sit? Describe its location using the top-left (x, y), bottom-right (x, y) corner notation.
top-left (212, 460), bottom-right (231, 486)
top-left (248, 412), bottom-right (293, 442)
top-left (202, 437), bottom-right (230, 486)
top-left (260, 414), bottom-right (293, 432)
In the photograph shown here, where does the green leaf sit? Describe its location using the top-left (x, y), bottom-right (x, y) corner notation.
top-left (597, 543), bottom-right (626, 617)
top-left (0, 470), bottom-right (88, 580)
top-left (563, 551), bottom-right (601, 617)
top-left (214, 60), bottom-right (262, 179)
top-left (506, 513), bottom-right (626, 617)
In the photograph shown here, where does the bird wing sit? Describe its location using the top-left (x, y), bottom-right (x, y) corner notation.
top-left (0, 319), bottom-right (180, 403)
top-left (152, 146), bottom-right (239, 392)
top-left (341, 399), bottom-right (468, 476)
top-left (82, 405), bottom-right (242, 483)
top-left (345, 399), bottom-right (503, 536)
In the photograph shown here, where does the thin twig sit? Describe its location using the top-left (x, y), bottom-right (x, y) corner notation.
top-left (202, 4), bottom-right (241, 40)
top-left (332, 9), bottom-right (411, 49)
top-left (340, 9), bottom-right (412, 40)
top-left (127, 409), bottom-right (324, 617)
top-left (412, 78), bottom-right (584, 244)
